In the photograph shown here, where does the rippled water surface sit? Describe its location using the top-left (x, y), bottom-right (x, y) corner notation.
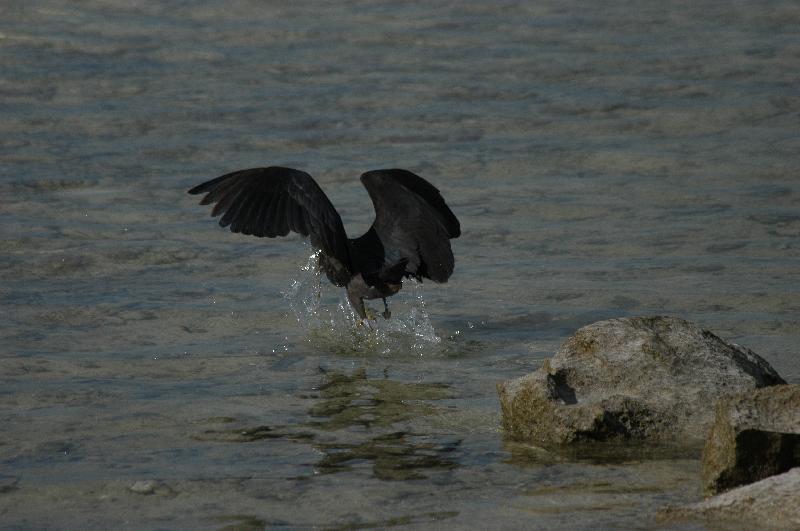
top-left (2, 1), bottom-right (799, 529)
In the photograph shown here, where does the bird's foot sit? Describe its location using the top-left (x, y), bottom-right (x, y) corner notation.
top-left (357, 318), bottom-right (375, 330)
top-left (382, 309), bottom-right (391, 319)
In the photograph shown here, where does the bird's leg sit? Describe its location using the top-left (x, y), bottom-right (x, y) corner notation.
top-left (381, 298), bottom-right (391, 319)
top-left (310, 254), bottom-right (322, 304)
top-left (346, 288), bottom-right (370, 321)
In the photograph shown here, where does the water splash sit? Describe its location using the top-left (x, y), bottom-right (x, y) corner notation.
top-left (282, 250), bottom-right (442, 356)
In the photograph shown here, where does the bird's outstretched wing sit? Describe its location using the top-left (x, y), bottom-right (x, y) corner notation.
top-left (361, 169), bottom-right (460, 283)
top-left (188, 166), bottom-right (352, 285)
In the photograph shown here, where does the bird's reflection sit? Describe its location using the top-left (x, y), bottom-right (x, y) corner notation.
top-left (193, 368), bottom-right (461, 481)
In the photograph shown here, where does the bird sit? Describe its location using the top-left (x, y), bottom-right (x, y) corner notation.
top-left (187, 167), bottom-right (460, 320)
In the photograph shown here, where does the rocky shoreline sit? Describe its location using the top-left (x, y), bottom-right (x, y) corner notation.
top-left (658, 468), bottom-right (800, 528)
top-left (498, 316), bottom-right (799, 528)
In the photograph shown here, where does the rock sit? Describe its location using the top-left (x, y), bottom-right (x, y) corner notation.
top-left (658, 467), bottom-right (800, 529)
top-left (702, 384), bottom-right (800, 495)
top-left (129, 480), bottom-right (175, 497)
top-left (0, 475), bottom-right (19, 494)
top-left (497, 316), bottom-right (785, 446)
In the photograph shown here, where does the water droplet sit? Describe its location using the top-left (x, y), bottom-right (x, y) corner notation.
top-left (280, 250), bottom-right (443, 355)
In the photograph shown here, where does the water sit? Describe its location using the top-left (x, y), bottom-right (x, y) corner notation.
top-left (1, 0), bottom-right (798, 528)
top-left (282, 250), bottom-right (442, 356)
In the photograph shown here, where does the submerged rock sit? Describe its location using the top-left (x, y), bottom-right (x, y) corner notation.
top-left (702, 384), bottom-right (800, 495)
top-left (0, 475), bottom-right (19, 494)
top-left (659, 467), bottom-right (800, 529)
top-left (128, 480), bottom-right (175, 497)
top-left (497, 316), bottom-right (785, 446)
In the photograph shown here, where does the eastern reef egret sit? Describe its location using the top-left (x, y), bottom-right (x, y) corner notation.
top-left (188, 167), bottom-right (460, 320)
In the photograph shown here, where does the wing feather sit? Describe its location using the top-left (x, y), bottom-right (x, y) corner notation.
top-left (360, 169), bottom-right (460, 283)
top-left (233, 192), bottom-right (258, 234)
top-left (269, 192), bottom-right (290, 237)
top-left (288, 203), bottom-right (305, 235)
top-left (188, 167), bottom-right (352, 280)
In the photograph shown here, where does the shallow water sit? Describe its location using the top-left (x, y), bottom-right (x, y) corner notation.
top-left (1, 0), bottom-right (799, 529)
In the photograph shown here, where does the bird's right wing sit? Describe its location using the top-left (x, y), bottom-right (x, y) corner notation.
top-left (188, 166), bottom-right (352, 285)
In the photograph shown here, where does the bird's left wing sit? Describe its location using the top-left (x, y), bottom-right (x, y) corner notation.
top-left (361, 169), bottom-right (460, 283)
top-left (188, 166), bottom-right (352, 284)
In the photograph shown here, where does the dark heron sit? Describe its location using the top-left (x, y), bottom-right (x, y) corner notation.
top-left (188, 167), bottom-right (460, 320)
